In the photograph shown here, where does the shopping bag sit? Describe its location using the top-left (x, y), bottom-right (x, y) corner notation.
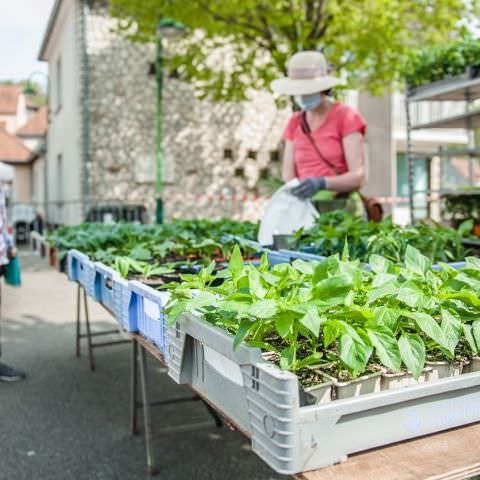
top-left (4, 256), bottom-right (21, 286)
top-left (258, 178), bottom-right (318, 246)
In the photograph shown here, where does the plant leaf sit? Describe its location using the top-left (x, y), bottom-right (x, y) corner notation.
top-left (405, 245), bottom-right (431, 276)
top-left (440, 309), bottom-right (462, 355)
top-left (398, 333), bottom-right (425, 379)
top-left (462, 323), bottom-right (478, 355)
top-left (370, 254), bottom-right (393, 274)
top-left (339, 334), bottom-right (373, 374)
top-left (299, 307), bottom-right (323, 337)
top-left (233, 319), bottom-right (255, 349)
top-left (248, 299), bottom-right (277, 319)
top-left (248, 268), bottom-right (267, 299)
top-left (367, 327), bottom-right (401, 372)
top-left (275, 313), bottom-right (294, 339)
top-left (472, 321), bottom-right (480, 352)
top-left (280, 345), bottom-right (296, 370)
top-left (229, 245), bottom-right (244, 279)
top-left (373, 306), bottom-right (401, 331)
top-left (403, 311), bottom-right (448, 351)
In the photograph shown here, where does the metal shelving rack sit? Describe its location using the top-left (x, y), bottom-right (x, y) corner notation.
top-left (405, 73), bottom-right (480, 224)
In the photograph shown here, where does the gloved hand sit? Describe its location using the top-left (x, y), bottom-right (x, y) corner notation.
top-left (291, 177), bottom-right (327, 199)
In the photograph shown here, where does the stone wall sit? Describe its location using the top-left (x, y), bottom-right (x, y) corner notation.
top-left (86, 5), bottom-right (291, 223)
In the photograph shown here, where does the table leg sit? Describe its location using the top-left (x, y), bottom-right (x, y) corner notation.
top-left (75, 283), bottom-right (81, 357)
top-left (130, 339), bottom-right (139, 435)
top-left (82, 288), bottom-right (95, 372)
top-left (139, 344), bottom-right (158, 476)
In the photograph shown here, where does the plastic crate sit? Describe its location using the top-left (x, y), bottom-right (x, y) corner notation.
top-left (128, 281), bottom-right (171, 356)
top-left (67, 250), bottom-right (90, 284)
top-left (266, 250), bottom-right (292, 265)
top-left (113, 275), bottom-right (135, 331)
top-left (279, 249), bottom-right (326, 262)
top-left (168, 313), bottom-right (480, 475)
top-left (93, 263), bottom-right (118, 313)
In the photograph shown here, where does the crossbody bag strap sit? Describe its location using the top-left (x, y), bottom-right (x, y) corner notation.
top-left (300, 111), bottom-right (341, 175)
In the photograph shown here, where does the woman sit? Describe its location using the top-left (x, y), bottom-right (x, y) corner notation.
top-left (0, 178), bottom-right (25, 382)
top-left (271, 51), bottom-right (366, 200)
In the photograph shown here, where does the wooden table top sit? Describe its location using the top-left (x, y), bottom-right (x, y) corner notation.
top-left (296, 423), bottom-right (480, 480)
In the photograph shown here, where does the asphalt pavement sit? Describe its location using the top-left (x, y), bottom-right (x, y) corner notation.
top-left (0, 251), bottom-right (285, 480)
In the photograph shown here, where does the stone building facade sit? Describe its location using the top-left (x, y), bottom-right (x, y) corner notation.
top-left (86, 4), bottom-right (290, 222)
top-left (40, 1), bottom-right (289, 224)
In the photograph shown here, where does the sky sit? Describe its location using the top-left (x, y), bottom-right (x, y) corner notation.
top-left (0, 0), bottom-right (55, 87)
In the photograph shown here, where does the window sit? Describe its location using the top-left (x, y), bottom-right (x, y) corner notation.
top-left (56, 154), bottom-right (63, 203)
top-left (56, 57), bottom-right (62, 110)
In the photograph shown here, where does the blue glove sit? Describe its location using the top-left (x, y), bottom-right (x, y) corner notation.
top-left (291, 177), bottom-right (327, 199)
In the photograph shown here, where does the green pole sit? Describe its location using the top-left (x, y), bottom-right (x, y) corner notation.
top-left (155, 35), bottom-right (164, 224)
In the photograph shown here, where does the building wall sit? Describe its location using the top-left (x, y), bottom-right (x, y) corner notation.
top-left (0, 114), bottom-right (18, 135)
top-left (42, 0), bottom-right (83, 225)
top-left (32, 156), bottom-right (45, 214)
top-left (358, 93), bottom-right (395, 216)
top-left (12, 164), bottom-right (32, 203)
top-left (85, 5), bottom-right (291, 223)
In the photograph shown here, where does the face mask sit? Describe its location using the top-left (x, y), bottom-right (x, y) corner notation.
top-left (294, 93), bottom-right (323, 111)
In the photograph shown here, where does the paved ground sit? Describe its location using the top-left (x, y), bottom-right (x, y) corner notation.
top-left (0, 251), bottom-right (285, 480)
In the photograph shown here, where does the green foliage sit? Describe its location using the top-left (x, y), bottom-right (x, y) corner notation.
top-left (292, 210), bottom-right (473, 263)
top-left (166, 247), bottom-right (480, 382)
top-left (47, 219), bottom-right (259, 278)
top-left (108, 0), bottom-right (476, 100)
top-left (405, 36), bottom-right (480, 88)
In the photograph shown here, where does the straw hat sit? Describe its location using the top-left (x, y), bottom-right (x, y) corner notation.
top-left (271, 51), bottom-right (342, 95)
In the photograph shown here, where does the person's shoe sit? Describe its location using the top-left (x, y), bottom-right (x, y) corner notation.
top-left (0, 362), bottom-right (26, 382)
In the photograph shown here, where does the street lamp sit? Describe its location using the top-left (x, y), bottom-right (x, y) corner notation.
top-left (155, 18), bottom-right (185, 224)
top-left (23, 72), bottom-right (49, 227)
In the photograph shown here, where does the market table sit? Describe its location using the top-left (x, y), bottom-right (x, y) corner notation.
top-left (295, 423), bottom-right (480, 480)
top-left (131, 333), bottom-right (480, 479)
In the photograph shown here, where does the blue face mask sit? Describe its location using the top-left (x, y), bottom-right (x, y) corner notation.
top-left (294, 93), bottom-right (323, 111)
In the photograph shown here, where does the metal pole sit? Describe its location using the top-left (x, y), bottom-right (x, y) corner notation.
top-left (155, 36), bottom-right (164, 224)
top-left (405, 85), bottom-right (416, 225)
top-left (81, 0), bottom-right (90, 222)
top-left (465, 88), bottom-right (475, 186)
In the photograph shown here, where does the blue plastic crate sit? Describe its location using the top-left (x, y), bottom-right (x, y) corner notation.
top-left (112, 275), bottom-right (135, 331)
top-left (67, 250), bottom-right (91, 286)
top-left (128, 281), bottom-right (171, 356)
top-left (280, 249), bottom-right (326, 263)
top-left (267, 251), bottom-right (292, 265)
top-left (93, 263), bottom-right (118, 313)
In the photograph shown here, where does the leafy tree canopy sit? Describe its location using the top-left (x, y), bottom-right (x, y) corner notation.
top-left (109, 0), bottom-right (478, 101)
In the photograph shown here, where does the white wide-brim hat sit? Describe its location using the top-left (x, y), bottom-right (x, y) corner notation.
top-left (271, 51), bottom-right (342, 95)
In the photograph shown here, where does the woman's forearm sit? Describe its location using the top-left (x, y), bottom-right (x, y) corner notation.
top-left (325, 168), bottom-right (365, 192)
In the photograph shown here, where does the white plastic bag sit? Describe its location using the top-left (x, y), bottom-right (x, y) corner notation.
top-left (258, 178), bottom-right (318, 246)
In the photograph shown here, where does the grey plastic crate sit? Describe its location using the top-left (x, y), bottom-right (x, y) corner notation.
top-left (167, 313), bottom-right (480, 475)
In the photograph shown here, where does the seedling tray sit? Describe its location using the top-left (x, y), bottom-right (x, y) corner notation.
top-left (168, 313), bottom-right (480, 475)
top-left (128, 281), bottom-right (171, 356)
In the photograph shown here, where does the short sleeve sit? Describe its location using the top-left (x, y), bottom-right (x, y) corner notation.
top-left (283, 113), bottom-right (301, 141)
top-left (340, 106), bottom-right (366, 137)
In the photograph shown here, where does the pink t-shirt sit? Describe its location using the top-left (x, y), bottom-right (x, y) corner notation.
top-left (283, 103), bottom-right (366, 179)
